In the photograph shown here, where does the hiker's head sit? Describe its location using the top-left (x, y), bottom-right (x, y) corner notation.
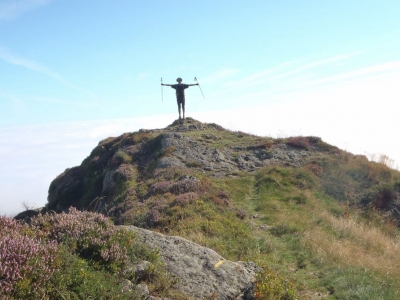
top-left (176, 77), bottom-right (182, 83)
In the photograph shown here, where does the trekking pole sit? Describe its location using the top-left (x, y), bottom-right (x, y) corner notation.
top-left (161, 77), bottom-right (163, 102)
top-left (194, 77), bottom-right (205, 99)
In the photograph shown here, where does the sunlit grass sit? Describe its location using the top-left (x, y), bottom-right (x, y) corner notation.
top-left (304, 212), bottom-right (400, 278)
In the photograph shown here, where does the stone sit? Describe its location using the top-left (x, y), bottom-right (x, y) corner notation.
top-left (133, 260), bottom-right (151, 280)
top-left (123, 226), bottom-right (260, 300)
top-left (157, 157), bottom-right (185, 169)
top-left (136, 283), bottom-right (150, 297)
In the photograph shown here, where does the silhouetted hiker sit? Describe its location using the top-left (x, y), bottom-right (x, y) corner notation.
top-left (162, 77), bottom-right (198, 120)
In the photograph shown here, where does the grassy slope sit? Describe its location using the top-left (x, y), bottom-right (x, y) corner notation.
top-left (149, 128), bottom-right (400, 299)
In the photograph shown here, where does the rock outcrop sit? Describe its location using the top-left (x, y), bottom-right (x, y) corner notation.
top-left (159, 128), bottom-right (312, 177)
top-left (46, 118), bottom-right (333, 213)
top-left (124, 225), bottom-right (260, 300)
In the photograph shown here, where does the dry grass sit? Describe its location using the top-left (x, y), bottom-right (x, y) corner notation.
top-left (303, 211), bottom-right (400, 278)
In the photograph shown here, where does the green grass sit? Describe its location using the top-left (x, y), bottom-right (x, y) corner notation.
top-left (321, 267), bottom-right (400, 300)
top-left (173, 163), bottom-right (400, 299)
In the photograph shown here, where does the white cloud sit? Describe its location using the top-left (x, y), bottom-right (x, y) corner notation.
top-left (0, 0), bottom-right (53, 21)
top-left (305, 60), bottom-right (400, 88)
top-left (223, 61), bottom-right (295, 89)
top-left (223, 54), bottom-right (355, 92)
top-left (209, 56), bottom-right (400, 105)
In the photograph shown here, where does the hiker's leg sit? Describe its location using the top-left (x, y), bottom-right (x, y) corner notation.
top-left (182, 99), bottom-right (185, 119)
top-left (177, 100), bottom-right (181, 119)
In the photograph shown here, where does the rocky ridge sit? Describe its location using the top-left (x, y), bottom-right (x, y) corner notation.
top-left (138, 118), bottom-right (322, 175)
top-left (158, 130), bottom-right (310, 177)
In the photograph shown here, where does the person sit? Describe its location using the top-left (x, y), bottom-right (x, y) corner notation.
top-left (162, 77), bottom-right (198, 120)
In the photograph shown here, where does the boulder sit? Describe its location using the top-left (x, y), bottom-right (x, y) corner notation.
top-left (123, 226), bottom-right (260, 299)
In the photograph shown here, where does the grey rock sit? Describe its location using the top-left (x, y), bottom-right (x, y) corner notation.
top-left (120, 279), bottom-right (135, 294)
top-left (133, 260), bottom-right (151, 280)
top-left (202, 133), bottom-right (219, 140)
top-left (123, 226), bottom-right (260, 300)
top-left (14, 209), bottom-right (40, 223)
top-left (136, 283), bottom-right (150, 297)
top-left (102, 170), bottom-right (115, 193)
top-left (253, 148), bottom-right (272, 160)
top-left (158, 126), bottom-right (314, 177)
top-left (161, 132), bottom-right (183, 148)
top-left (157, 157), bottom-right (185, 169)
top-left (258, 224), bottom-right (272, 230)
top-left (102, 164), bottom-right (137, 195)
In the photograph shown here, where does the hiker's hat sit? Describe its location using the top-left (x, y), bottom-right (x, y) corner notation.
top-left (176, 77), bottom-right (182, 82)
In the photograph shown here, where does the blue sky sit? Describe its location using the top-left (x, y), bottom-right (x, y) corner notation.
top-left (1, 1), bottom-right (400, 215)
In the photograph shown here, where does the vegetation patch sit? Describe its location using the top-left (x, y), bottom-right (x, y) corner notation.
top-left (0, 209), bottom-right (164, 299)
top-left (254, 264), bottom-right (298, 300)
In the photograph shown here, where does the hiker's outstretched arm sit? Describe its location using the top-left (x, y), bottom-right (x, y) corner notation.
top-left (161, 83), bottom-right (172, 86)
top-left (188, 83), bottom-right (199, 86)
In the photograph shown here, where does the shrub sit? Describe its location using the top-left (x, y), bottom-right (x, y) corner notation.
top-left (254, 265), bottom-right (297, 299)
top-left (114, 164), bottom-right (137, 181)
top-left (139, 197), bottom-right (169, 228)
top-left (374, 185), bottom-right (398, 210)
top-left (217, 190), bottom-right (231, 200)
top-left (305, 163), bottom-right (323, 175)
top-left (1, 206), bottom-right (163, 298)
top-left (30, 207), bottom-right (132, 272)
top-left (132, 131), bottom-right (152, 144)
top-left (172, 192), bottom-right (199, 207)
top-left (286, 136), bottom-right (312, 150)
top-left (149, 180), bottom-right (174, 195)
top-left (235, 209), bottom-right (248, 219)
top-left (136, 183), bottom-right (149, 198)
top-left (162, 146), bottom-right (176, 157)
top-left (209, 193), bottom-right (231, 207)
top-left (171, 177), bottom-right (201, 194)
top-left (0, 216), bottom-right (60, 298)
top-left (146, 207), bottom-right (163, 227)
top-left (114, 150), bottom-right (132, 164)
top-left (126, 144), bottom-right (141, 155)
top-left (48, 247), bottom-right (140, 300)
top-left (98, 136), bottom-right (117, 148)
